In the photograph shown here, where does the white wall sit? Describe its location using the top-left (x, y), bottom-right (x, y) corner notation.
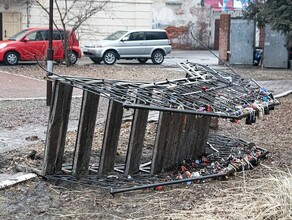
top-left (28, 0), bottom-right (153, 47)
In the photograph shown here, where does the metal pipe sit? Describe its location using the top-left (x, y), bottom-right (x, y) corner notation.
top-left (46, 0), bottom-right (54, 106)
top-left (110, 171), bottom-right (234, 195)
top-left (123, 103), bottom-right (245, 119)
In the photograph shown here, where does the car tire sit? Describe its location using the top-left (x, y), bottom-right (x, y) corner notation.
top-left (90, 57), bottom-right (102, 64)
top-left (69, 51), bottom-right (78, 64)
top-left (4, 51), bottom-right (19, 65)
top-left (138, 58), bottom-right (148, 64)
top-left (151, 50), bottom-right (164, 65)
top-left (103, 50), bottom-right (117, 65)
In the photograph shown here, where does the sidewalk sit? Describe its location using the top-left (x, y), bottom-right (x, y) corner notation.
top-left (259, 80), bottom-right (292, 98)
top-left (0, 71), bottom-right (82, 100)
top-left (0, 71), bottom-right (46, 99)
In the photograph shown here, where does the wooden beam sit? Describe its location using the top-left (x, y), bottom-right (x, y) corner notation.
top-left (42, 81), bottom-right (73, 176)
top-left (72, 91), bottom-right (100, 178)
top-left (151, 111), bottom-right (170, 174)
top-left (124, 90), bottom-right (152, 176)
top-left (177, 114), bottom-right (199, 162)
top-left (195, 116), bottom-right (211, 157)
top-left (124, 108), bottom-right (149, 176)
top-left (98, 100), bottom-right (124, 175)
top-left (162, 112), bottom-right (184, 169)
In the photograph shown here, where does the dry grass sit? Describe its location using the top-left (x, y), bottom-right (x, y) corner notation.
top-left (42, 166), bottom-right (291, 220)
top-left (153, 166), bottom-right (292, 220)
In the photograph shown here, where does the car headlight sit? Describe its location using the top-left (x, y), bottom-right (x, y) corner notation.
top-left (0, 43), bottom-right (7, 49)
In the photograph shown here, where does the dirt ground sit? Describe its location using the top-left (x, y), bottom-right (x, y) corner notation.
top-left (0, 61), bottom-right (292, 219)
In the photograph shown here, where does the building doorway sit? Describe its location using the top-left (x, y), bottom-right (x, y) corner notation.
top-left (0, 12), bottom-right (22, 40)
top-left (214, 19), bottom-right (220, 50)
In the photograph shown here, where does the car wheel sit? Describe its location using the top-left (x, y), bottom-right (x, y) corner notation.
top-left (69, 51), bottom-right (78, 64)
top-left (151, 50), bottom-right (164, 65)
top-left (4, 51), bottom-right (19, 65)
top-left (138, 58), bottom-right (148, 64)
top-left (103, 50), bottom-right (117, 65)
top-left (90, 57), bottom-right (102, 64)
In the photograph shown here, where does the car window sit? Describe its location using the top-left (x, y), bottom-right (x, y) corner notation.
top-left (53, 30), bottom-right (63, 40)
top-left (145, 32), bottom-right (167, 40)
top-left (9, 29), bottom-right (29, 41)
top-left (26, 31), bottom-right (40, 41)
top-left (127, 32), bottom-right (145, 41)
top-left (40, 30), bottom-right (49, 40)
top-left (26, 31), bottom-right (50, 41)
top-left (104, 31), bottom-right (127, 40)
top-left (52, 30), bottom-right (71, 40)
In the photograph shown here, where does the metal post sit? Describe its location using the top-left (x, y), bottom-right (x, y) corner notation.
top-left (46, 0), bottom-right (54, 106)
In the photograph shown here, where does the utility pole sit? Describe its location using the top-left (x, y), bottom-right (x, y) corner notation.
top-left (46, 0), bottom-right (54, 106)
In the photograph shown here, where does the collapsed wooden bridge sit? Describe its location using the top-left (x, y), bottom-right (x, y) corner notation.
top-left (42, 61), bottom-right (279, 178)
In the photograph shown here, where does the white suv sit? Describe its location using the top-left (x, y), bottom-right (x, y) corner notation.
top-left (83, 29), bottom-right (172, 65)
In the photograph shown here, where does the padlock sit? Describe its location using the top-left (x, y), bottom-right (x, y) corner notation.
top-left (252, 111), bottom-right (256, 123)
top-left (258, 107), bottom-right (264, 119)
top-left (264, 106), bottom-right (270, 115)
top-left (245, 115), bottom-right (252, 125)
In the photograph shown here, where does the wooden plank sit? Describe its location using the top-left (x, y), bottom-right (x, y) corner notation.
top-left (72, 91), bottom-right (100, 178)
top-left (196, 116), bottom-right (211, 156)
top-left (151, 111), bottom-right (171, 174)
top-left (177, 114), bottom-right (198, 162)
top-left (162, 112), bottom-right (184, 169)
top-left (98, 100), bottom-right (124, 175)
top-left (42, 81), bottom-right (73, 176)
top-left (124, 107), bottom-right (149, 175)
top-left (185, 116), bottom-right (200, 160)
top-left (124, 90), bottom-right (152, 176)
top-left (189, 116), bottom-right (211, 159)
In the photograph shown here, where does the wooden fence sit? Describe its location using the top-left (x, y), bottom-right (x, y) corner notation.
top-left (42, 80), bottom-right (211, 177)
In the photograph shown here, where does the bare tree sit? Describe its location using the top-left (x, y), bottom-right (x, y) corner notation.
top-left (35, 0), bottom-right (110, 66)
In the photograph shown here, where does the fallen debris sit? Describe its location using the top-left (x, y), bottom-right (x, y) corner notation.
top-left (109, 135), bottom-right (269, 195)
top-left (0, 173), bottom-right (37, 190)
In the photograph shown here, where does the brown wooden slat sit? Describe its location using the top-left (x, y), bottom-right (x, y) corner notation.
top-left (197, 116), bottom-right (211, 156)
top-left (189, 116), bottom-right (211, 159)
top-left (151, 111), bottom-right (169, 174)
top-left (42, 81), bottom-right (73, 176)
top-left (98, 100), bottom-right (124, 175)
top-left (151, 113), bottom-right (212, 174)
top-left (162, 112), bottom-right (184, 169)
top-left (177, 114), bottom-right (198, 162)
top-left (151, 111), bottom-right (185, 174)
top-left (124, 107), bottom-right (149, 175)
top-left (124, 90), bottom-right (152, 176)
top-left (188, 116), bottom-right (203, 160)
top-left (72, 91), bottom-right (100, 178)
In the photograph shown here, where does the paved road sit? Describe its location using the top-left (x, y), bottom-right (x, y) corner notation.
top-left (77, 50), bottom-right (220, 66)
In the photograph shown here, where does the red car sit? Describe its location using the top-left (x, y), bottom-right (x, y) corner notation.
top-left (0, 28), bottom-right (82, 65)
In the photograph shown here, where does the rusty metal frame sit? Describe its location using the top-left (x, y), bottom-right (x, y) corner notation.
top-left (48, 61), bottom-right (279, 120)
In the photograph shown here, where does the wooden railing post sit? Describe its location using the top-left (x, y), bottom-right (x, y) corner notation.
top-left (42, 81), bottom-right (73, 176)
top-left (72, 91), bottom-right (100, 178)
top-left (124, 90), bottom-right (152, 176)
top-left (98, 99), bottom-right (124, 175)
